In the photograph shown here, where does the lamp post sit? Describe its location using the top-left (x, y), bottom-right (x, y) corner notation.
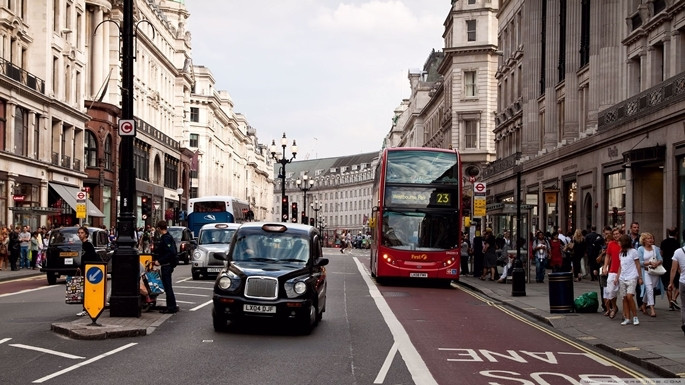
top-left (176, 187), bottom-right (183, 226)
top-left (310, 200), bottom-right (322, 228)
top-left (271, 133), bottom-right (297, 222)
top-left (296, 174), bottom-right (314, 224)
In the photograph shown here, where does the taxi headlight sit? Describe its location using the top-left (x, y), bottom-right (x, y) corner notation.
top-left (193, 250), bottom-right (203, 260)
top-left (218, 276), bottom-right (232, 290)
top-left (294, 281), bottom-right (307, 295)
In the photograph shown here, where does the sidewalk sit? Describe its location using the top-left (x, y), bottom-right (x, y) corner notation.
top-left (0, 267), bottom-right (169, 340)
top-left (458, 272), bottom-right (685, 378)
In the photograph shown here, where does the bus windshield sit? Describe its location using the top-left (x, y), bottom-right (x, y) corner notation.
top-left (382, 210), bottom-right (460, 251)
top-left (386, 150), bottom-right (460, 185)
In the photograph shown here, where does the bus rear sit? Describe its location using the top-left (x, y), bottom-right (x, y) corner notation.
top-left (370, 148), bottom-right (462, 283)
top-left (187, 197), bottom-right (248, 236)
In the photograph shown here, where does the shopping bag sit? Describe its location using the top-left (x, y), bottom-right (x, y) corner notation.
top-left (574, 291), bottom-right (599, 313)
top-left (145, 269), bottom-right (165, 295)
top-left (65, 275), bottom-right (85, 304)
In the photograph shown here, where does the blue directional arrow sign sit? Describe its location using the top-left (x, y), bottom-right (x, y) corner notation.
top-left (84, 264), bottom-right (107, 322)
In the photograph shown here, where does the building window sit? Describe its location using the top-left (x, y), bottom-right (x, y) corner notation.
top-left (164, 155), bottom-right (179, 189)
top-left (605, 171), bottom-right (626, 228)
top-left (580, 0), bottom-right (590, 67)
top-left (85, 131), bottom-right (98, 167)
top-left (468, 0), bottom-right (476, 4)
top-left (464, 71), bottom-right (477, 97)
top-left (464, 120), bottom-right (477, 149)
top-left (134, 140), bottom-right (150, 181)
top-left (13, 106), bottom-right (27, 156)
top-left (190, 107), bottom-right (199, 123)
top-left (104, 134), bottom-right (112, 170)
top-left (189, 133), bottom-right (199, 147)
top-left (466, 20), bottom-right (476, 42)
top-left (33, 113), bottom-right (40, 159)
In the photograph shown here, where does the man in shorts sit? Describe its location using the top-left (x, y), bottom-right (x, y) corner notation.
top-left (603, 228), bottom-right (622, 318)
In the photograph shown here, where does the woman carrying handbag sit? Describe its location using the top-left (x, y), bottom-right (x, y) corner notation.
top-left (638, 232), bottom-right (665, 317)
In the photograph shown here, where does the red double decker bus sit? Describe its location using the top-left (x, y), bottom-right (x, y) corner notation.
top-left (369, 147), bottom-right (462, 284)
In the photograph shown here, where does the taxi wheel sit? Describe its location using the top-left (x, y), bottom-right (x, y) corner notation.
top-left (47, 273), bottom-right (57, 285)
top-left (192, 271), bottom-right (200, 280)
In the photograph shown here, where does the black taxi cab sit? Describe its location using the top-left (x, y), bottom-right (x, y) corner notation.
top-left (212, 223), bottom-right (328, 334)
top-left (40, 226), bottom-right (113, 285)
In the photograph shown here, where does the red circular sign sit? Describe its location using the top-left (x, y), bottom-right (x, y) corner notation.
top-left (120, 121), bottom-right (134, 134)
top-left (76, 191), bottom-right (87, 200)
top-left (474, 183), bottom-right (486, 192)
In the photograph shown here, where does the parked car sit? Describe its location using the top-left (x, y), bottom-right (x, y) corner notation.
top-left (191, 223), bottom-right (240, 280)
top-left (41, 226), bottom-right (114, 285)
top-left (212, 222), bottom-right (328, 334)
top-left (167, 226), bottom-right (196, 264)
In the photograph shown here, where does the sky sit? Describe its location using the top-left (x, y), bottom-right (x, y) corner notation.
top-left (185, 1), bottom-right (449, 159)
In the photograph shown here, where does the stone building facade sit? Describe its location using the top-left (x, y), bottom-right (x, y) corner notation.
top-left (486, 0), bottom-right (685, 240)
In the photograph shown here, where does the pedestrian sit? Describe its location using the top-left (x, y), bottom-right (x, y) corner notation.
top-left (548, 232), bottom-right (563, 272)
top-left (660, 227), bottom-right (681, 310)
top-left (472, 229), bottom-right (484, 278)
top-left (76, 226), bottom-right (99, 317)
top-left (482, 228), bottom-right (497, 281)
top-left (637, 232), bottom-right (663, 317)
top-left (667, 243), bottom-right (685, 336)
top-left (595, 226), bottom-right (610, 313)
top-left (585, 225), bottom-right (604, 281)
top-left (8, 226), bottom-right (20, 271)
top-left (603, 227), bottom-right (622, 319)
top-left (0, 227), bottom-right (8, 270)
top-left (616, 234), bottom-right (643, 326)
top-left (533, 231), bottom-right (550, 283)
top-left (460, 232), bottom-right (471, 276)
top-left (18, 226), bottom-right (31, 269)
top-left (339, 230), bottom-right (347, 253)
top-left (570, 229), bottom-right (587, 282)
top-left (154, 220), bottom-right (178, 314)
top-left (29, 231), bottom-right (40, 269)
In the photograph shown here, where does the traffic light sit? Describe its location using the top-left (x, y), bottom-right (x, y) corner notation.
top-left (141, 196), bottom-right (151, 218)
top-left (291, 202), bottom-right (298, 220)
top-left (281, 196), bottom-right (289, 221)
top-left (309, 218), bottom-right (315, 226)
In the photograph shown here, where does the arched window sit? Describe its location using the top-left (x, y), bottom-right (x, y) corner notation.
top-left (85, 131), bottom-right (98, 167)
top-left (104, 134), bottom-right (112, 170)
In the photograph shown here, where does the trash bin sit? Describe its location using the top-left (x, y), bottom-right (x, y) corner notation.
top-left (511, 258), bottom-right (526, 297)
top-left (548, 272), bottom-right (574, 313)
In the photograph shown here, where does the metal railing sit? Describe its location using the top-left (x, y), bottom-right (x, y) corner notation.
top-left (0, 57), bottom-right (46, 94)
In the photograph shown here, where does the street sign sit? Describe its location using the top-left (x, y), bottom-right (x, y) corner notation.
top-left (474, 182), bottom-right (486, 194)
top-left (474, 196), bottom-right (487, 217)
top-left (76, 203), bottom-right (87, 219)
top-left (119, 119), bottom-right (136, 136)
top-left (84, 263), bottom-right (107, 323)
top-left (76, 191), bottom-right (87, 200)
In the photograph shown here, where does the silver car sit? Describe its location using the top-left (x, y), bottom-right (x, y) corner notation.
top-left (191, 223), bottom-right (240, 280)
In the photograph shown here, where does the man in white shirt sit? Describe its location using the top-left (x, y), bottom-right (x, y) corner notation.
top-left (668, 244), bottom-right (685, 336)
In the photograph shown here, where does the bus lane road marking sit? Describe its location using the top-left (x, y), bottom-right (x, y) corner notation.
top-left (353, 257), bottom-right (438, 385)
top-left (454, 284), bottom-right (650, 382)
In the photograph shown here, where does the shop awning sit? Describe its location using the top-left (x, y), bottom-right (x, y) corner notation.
top-left (49, 183), bottom-right (105, 218)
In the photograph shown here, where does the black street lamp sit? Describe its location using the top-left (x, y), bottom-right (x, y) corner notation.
top-left (271, 133), bottom-right (297, 222)
top-left (310, 200), bottom-right (322, 229)
top-left (296, 174), bottom-right (314, 224)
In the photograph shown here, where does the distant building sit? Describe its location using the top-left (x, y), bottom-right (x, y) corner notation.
top-left (272, 152), bottom-right (379, 237)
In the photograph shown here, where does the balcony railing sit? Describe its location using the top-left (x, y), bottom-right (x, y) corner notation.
top-left (0, 57), bottom-right (46, 94)
top-left (598, 71), bottom-right (685, 131)
top-left (61, 155), bottom-right (71, 169)
top-left (51, 152), bottom-right (59, 166)
top-left (72, 158), bottom-right (81, 172)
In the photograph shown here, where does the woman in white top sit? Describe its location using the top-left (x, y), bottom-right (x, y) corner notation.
top-left (637, 232), bottom-right (663, 317)
top-left (668, 245), bottom-right (685, 336)
top-left (615, 234), bottom-right (643, 325)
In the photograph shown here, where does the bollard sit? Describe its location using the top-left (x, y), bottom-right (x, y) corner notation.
top-left (511, 259), bottom-right (526, 296)
top-left (548, 272), bottom-right (574, 313)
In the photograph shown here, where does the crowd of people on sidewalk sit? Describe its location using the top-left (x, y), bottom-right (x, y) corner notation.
top-left (464, 223), bottom-right (685, 336)
top-left (0, 225), bottom-right (49, 271)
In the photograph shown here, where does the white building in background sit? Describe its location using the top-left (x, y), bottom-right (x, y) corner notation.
top-left (0, 0), bottom-right (273, 229)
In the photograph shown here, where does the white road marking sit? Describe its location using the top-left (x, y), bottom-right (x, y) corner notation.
top-left (173, 286), bottom-right (214, 290)
top-left (32, 343), bottom-right (137, 383)
top-left (10, 344), bottom-right (85, 359)
top-left (189, 300), bottom-right (213, 312)
top-left (353, 257), bottom-right (438, 385)
top-left (0, 285), bottom-right (55, 298)
top-left (0, 338), bottom-right (11, 344)
top-left (374, 342), bottom-right (399, 384)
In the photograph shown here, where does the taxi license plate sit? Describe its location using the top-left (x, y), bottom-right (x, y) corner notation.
top-left (244, 304), bottom-right (276, 314)
top-left (64, 258), bottom-right (74, 265)
top-left (410, 272), bottom-right (428, 278)
top-left (207, 267), bottom-right (221, 273)
top-left (60, 251), bottom-right (78, 257)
